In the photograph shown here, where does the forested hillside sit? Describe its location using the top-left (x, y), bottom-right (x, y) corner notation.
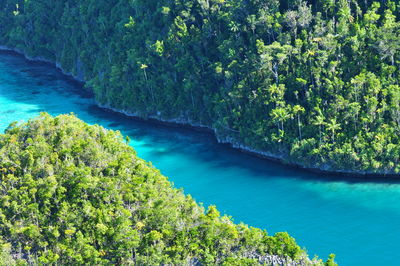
top-left (0, 0), bottom-right (399, 173)
top-left (0, 113), bottom-right (335, 265)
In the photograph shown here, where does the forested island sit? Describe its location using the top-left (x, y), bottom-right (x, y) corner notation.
top-left (1, 0), bottom-right (399, 175)
top-left (0, 113), bottom-right (336, 265)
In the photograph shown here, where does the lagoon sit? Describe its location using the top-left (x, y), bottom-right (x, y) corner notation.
top-left (1, 51), bottom-right (399, 265)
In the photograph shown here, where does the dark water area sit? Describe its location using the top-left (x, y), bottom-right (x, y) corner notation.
top-left (1, 51), bottom-right (399, 265)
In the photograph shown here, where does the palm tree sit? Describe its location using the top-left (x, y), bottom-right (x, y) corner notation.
top-left (271, 106), bottom-right (290, 132)
top-left (326, 118), bottom-right (341, 143)
top-left (140, 64), bottom-right (155, 104)
top-left (313, 114), bottom-right (325, 144)
top-left (293, 105), bottom-right (305, 140)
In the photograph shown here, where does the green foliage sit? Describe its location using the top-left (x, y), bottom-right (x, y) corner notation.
top-left (0, 114), bottom-right (325, 264)
top-left (325, 254), bottom-right (338, 266)
top-left (1, 0), bottom-right (399, 174)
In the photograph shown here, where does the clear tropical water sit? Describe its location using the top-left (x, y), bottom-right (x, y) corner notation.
top-left (1, 51), bottom-right (399, 265)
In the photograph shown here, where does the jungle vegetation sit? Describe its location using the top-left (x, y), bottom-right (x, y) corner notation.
top-left (0, 1), bottom-right (398, 172)
top-left (0, 113), bottom-right (335, 265)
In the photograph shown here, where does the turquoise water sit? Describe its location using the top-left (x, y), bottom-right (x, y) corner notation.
top-left (1, 51), bottom-right (400, 265)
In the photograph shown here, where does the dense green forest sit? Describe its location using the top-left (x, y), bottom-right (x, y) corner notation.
top-left (0, 113), bottom-right (336, 265)
top-left (0, 0), bottom-right (399, 174)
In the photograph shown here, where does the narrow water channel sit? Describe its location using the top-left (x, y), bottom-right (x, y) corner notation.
top-left (1, 51), bottom-right (399, 265)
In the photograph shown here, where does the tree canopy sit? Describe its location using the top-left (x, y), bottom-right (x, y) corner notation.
top-left (0, 113), bottom-right (334, 265)
top-left (1, 0), bottom-right (399, 174)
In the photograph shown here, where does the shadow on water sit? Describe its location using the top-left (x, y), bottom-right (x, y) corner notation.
top-left (1, 50), bottom-right (399, 185)
top-left (0, 50), bottom-right (92, 98)
top-left (88, 104), bottom-right (400, 185)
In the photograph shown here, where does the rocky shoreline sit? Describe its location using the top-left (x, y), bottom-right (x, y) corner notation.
top-left (1, 45), bottom-right (398, 180)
